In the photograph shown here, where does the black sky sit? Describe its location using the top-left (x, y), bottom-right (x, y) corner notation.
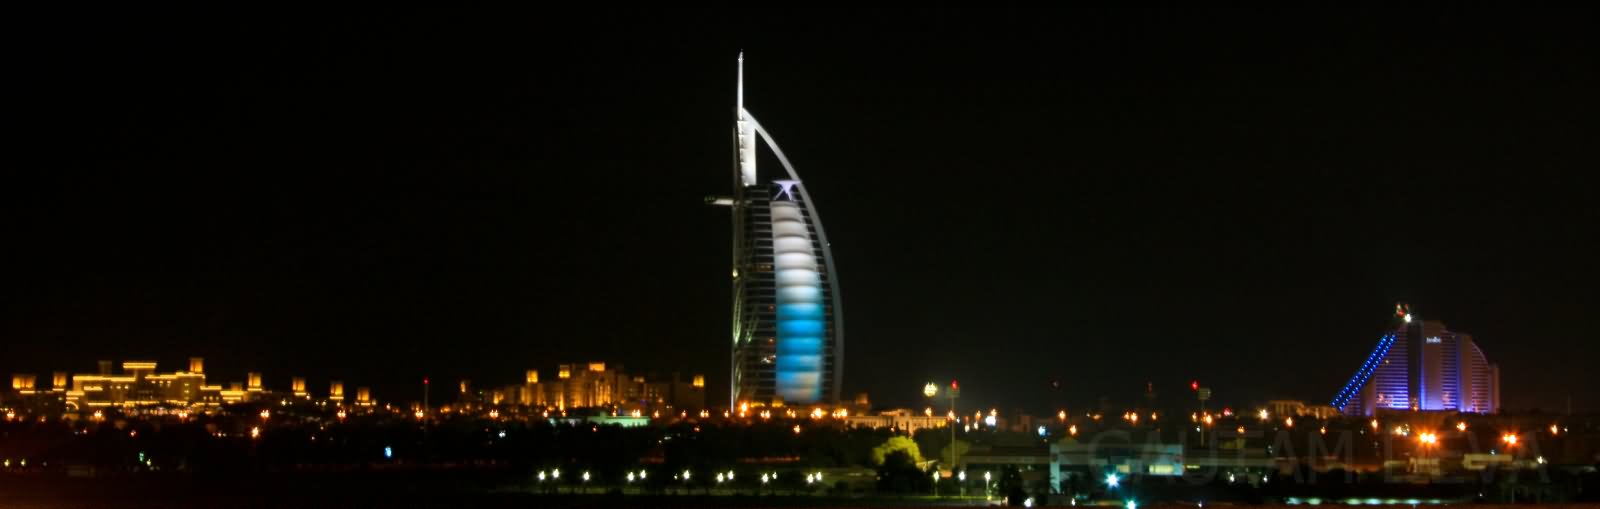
top-left (5, 8), bottom-right (1597, 414)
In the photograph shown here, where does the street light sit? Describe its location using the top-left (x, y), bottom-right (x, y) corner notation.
top-left (1106, 473), bottom-right (1121, 489)
top-left (924, 382), bottom-right (938, 398)
top-left (984, 471), bottom-right (992, 500)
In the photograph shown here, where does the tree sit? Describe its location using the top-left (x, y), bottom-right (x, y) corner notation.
top-left (870, 436), bottom-right (923, 466)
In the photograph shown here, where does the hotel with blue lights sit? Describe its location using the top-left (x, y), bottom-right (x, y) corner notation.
top-left (1332, 304), bottom-right (1500, 416)
top-left (708, 55), bottom-right (843, 408)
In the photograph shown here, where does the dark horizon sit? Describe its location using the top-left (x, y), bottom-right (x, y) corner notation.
top-left (5, 8), bottom-right (1597, 414)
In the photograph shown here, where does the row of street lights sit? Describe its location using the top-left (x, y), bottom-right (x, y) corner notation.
top-left (536, 468), bottom-right (831, 489)
top-left (530, 467), bottom-right (1018, 500)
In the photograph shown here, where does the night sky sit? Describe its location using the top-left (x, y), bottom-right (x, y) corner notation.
top-left (6, 8), bottom-right (1597, 414)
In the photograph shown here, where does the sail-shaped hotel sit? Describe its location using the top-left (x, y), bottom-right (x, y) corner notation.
top-left (708, 55), bottom-right (843, 408)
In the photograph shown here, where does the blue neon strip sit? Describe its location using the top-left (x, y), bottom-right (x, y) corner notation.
top-left (1331, 333), bottom-right (1396, 411)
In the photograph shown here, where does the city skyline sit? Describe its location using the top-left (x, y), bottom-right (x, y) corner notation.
top-left (0, 302), bottom-right (1542, 417)
top-left (5, 9), bottom-right (1598, 415)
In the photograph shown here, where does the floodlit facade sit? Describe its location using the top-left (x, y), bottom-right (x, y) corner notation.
top-left (5, 358), bottom-right (373, 418)
top-left (1332, 304), bottom-right (1500, 416)
top-left (503, 363), bottom-right (706, 411)
top-left (843, 409), bottom-right (949, 434)
top-left (710, 54), bottom-right (844, 408)
top-left (66, 359), bottom-right (222, 410)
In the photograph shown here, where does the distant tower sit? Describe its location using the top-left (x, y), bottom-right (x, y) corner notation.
top-left (709, 54), bottom-right (845, 408)
top-left (189, 357), bottom-right (205, 373)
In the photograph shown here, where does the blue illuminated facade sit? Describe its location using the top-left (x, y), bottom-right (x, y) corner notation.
top-left (1332, 310), bottom-right (1499, 416)
top-left (770, 186), bottom-right (827, 402)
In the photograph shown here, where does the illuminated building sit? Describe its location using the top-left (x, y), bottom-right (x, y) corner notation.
top-left (65, 359), bottom-right (221, 410)
top-left (521, 362), bottom-right (628, 409)
top-left (11, 375), bottom-right (36, 394)
top-left (355, 386), bottom-right (373, 407)
top-left (1332, 304), bottom-right (1500, 416)
top-left (1265, 400), bottom-right (1341, 420)
top-left (13, 358), bottom-right (367, 414)
top-left (4, 374), bottom-right (69, 417)
top-left (843, 409), bottom-right (948, 433)
top-left (506, 364), bottom-right (705, 411)
top-left (709, 54), bottom-right (843, 408)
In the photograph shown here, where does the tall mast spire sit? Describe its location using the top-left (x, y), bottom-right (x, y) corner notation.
top-left (735, 52), bottom-right (757, 187)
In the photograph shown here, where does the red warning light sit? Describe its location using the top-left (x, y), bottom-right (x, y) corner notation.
top-left (1190, 380), bottom-right (1200, 391)
top-left (950, 380), bottom-right (959, 389)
